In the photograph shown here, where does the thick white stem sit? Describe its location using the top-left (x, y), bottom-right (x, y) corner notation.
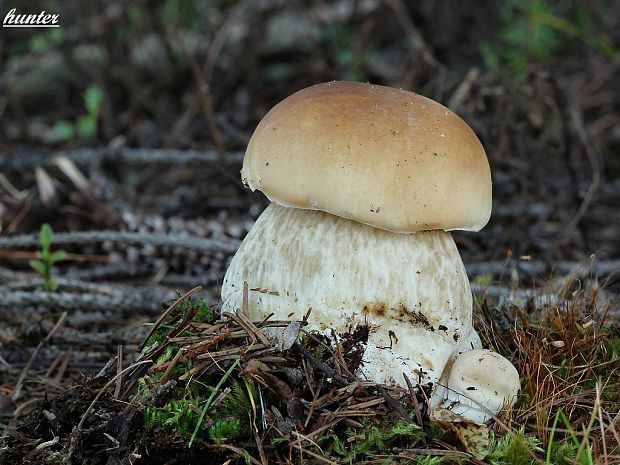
top-left (222, 203), bottom-right (481, 387)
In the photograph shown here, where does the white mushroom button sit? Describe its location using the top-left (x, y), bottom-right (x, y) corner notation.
top-left (432, 348), bottom-right (521, 424)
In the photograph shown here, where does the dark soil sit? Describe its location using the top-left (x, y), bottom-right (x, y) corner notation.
top-left (1, 378), bottom-right (232, 465)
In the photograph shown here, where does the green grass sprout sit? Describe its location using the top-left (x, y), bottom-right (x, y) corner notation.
top-left (29, 223), bottom-right (66, 292)
top-left (189, 357), bottom-right (240, 448)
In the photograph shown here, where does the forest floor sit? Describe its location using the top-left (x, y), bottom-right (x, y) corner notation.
top-left (1, 1), bottom-right (619, 464)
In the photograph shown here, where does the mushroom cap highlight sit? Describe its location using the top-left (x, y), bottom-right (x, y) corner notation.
top-left (241, 81), bottom-right (492, 233)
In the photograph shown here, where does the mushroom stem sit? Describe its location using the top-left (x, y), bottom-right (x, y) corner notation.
top-left (222, 203), bottom-right (481, 387)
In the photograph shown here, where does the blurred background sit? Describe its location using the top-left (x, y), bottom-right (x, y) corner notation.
top-left (0, 0), bottom-right (619, 394)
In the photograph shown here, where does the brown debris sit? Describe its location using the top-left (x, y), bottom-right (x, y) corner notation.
top-left (0, 292), bottom-right (431, 464)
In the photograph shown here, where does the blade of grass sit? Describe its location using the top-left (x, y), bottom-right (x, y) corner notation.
top-left (545, 410), bottom-right (562, 464)
top-left (558, 409), bottom-right (595, 465)
top-left (189, 357), bottom-right (240, 448)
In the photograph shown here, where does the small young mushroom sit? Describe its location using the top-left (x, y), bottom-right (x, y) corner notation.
top-left (431, 349), bottom-right (521, 424)
top-left (221, 81), bottom-right (519, 407)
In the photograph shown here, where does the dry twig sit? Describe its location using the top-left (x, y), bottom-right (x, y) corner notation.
top-left (11, 312), bottom-right (67, 401)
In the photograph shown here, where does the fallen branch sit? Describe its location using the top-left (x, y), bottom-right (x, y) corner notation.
top-left (0, 147), bottom-right (244, 171)
top-left (0, 290), bottom-right (168, 313)
top-left (60, 263), bottom-right (153, 281)
top-left (0, 277), bottom-right (149, 294)
top-left (470, 284), bottom-right (558, 307)
top-left (465, 259), bottom-right (619, 280)
top-left (0, 230), bottom-right (239, 253)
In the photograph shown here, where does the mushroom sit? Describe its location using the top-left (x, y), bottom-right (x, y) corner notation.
top-left (431, 349), bottom-right (521, 424)
top-left (221, 81), bottom-right (518, 416)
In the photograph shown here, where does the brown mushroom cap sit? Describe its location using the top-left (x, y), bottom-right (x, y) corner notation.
top-left (241, 81), bottom-right (492, 233)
